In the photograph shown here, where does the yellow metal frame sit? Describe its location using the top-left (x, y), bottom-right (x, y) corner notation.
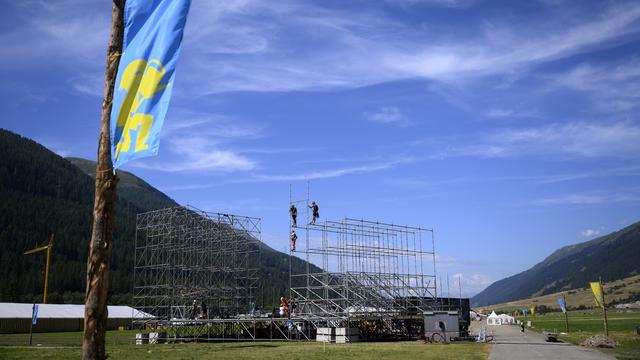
top-left (24, 234), bottom-right (54, 304)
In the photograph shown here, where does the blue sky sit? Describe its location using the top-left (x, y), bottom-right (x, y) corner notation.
top-left (1, 0), bottom-right (640, 296)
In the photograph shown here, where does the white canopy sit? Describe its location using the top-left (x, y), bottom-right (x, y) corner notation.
top-left (0, 303), bottom-right (152, 319)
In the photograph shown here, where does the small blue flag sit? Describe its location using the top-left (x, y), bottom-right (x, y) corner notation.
top-left (32, 304), bottom-right (39, 325)
top-left (557, 297), bottom-right (567, 314)
top-left (110, 0), bottom-right (191, 168)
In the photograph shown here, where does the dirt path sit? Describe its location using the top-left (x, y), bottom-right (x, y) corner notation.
top-left (481, 323), bottom-right (614, 360)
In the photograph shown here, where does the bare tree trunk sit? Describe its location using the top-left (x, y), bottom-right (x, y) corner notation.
top-left (83, 1), bottom-right (124, 359)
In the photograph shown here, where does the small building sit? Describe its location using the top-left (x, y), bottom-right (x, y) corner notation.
top-left (0, 302), bottom-right (152, 333)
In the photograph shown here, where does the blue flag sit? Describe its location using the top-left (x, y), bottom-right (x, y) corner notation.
top-left (32, 304), bottom-right (39, 325)
top-left (110, 0), bottom-right (191, 168)
top-left (557, 297), bottom-right (567, 314)
top-left (521, 307), bottom-right (528, 316)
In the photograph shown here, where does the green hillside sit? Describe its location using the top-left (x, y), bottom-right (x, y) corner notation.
top-left (471, 221), bottom-right (640, 306)
top-left (66, 157), bottom-right (178, 211)
top-left (0, 128), bottom-right (313, 307)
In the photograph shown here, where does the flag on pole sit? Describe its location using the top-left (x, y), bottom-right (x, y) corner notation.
top-left (111, 0), bottom-right (192, 168)
top-left (590, 281), bottom-right (605, 308)
top-left (557, 297), bottom-right (567, 314)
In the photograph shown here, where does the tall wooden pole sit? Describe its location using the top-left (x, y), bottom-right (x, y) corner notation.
top-left (563, 293), bottom-right (569, 333)
top-left (83, 1), bottom-right (124, 359)
top-left (43, 234), bottom-right (53, 304)
top-left (600, 277), bottom-right (609, 337)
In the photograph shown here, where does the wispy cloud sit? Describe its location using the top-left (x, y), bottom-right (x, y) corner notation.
top-left (365, 106), bottom-right (412, 127)
top-left (5, 1), bottom-right (640, 97)
top-left (250, 159), bottom-right (410, 182)
top-left (179, 1), bottom-right (640, 93)
top-left (533, 189), bottom-right (640, 206)
top-left (386, 0), bottom-right (478, 9)
top-left (551, 58), bottom-right (640, 112)
top-left (432, 120), bottom-right (640, 160)
top-left (444, 273), bottom-right (494, 297)
top-left (131, 111), bottom-right (262, 172)
top-left (0, 1), bottom-right (109, 69)
top-left (580, 229), bottom-right (601, 238)
top-left (485, 108), bottom-right (539, 120)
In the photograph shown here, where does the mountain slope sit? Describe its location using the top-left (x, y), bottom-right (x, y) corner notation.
top-left (67, 157), bottom-right (178, 211)
top-left (471, 221), bottom-right (640, 306)
top-left (0, 128), bottom-right (314, 307)
top-left (0, 128), bottom-right (141, 303)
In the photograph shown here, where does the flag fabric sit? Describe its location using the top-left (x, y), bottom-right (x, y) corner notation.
top-left (557, 297), bottom-right (567, 314)
top-left (590, 281), bottom-right (605, 308)
top-left (31, 304), bottom-right (39, 325)
top-left (530, 307), bottom-right (535, 317)
top-left (110, 0), bottom-right (191, 168)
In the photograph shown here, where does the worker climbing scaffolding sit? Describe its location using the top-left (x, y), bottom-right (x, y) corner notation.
top-left (309, 201), bottom-right (319, 225)
top-left (290, 230), bottom-right (298, 251)
top-left (290, 204), bottom-right (297, 227)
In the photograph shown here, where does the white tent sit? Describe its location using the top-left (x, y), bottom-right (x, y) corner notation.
top-left (486, 311), bottom-right (500, 325)
top-left (0, 303), bottom-right (152, 319)
top-left (498, 313), bottom-right (515, 325)
top-left (0, 303), bottom-right (153, 333)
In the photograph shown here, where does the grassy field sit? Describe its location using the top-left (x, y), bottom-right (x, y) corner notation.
top-left (0, 335), bottom-right (491, 360)
top-left (525, 309), bottom-right (640, 360)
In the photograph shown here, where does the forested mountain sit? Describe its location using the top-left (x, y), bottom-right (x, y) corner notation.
top-left (471, 221), bottom-right (640, 306)
top-left (0, 128), bottom-right (314, 307)
top-left (67, 157), bottom-right (177, 211)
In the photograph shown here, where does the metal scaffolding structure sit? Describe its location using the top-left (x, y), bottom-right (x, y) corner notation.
top-left (289, 186), bottom-right (438, 338)
top-left (130, 188), bottom-right (439, 342)
top-left (132, 206), bottom-right (261, 323)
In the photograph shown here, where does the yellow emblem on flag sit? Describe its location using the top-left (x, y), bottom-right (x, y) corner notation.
top-left (114, 59), bottom-right (167, 160)
top-left (590, 282), bottom-right (604, 308)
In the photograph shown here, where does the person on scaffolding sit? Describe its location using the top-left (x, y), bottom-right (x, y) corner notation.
top-left (290, 204), bottom-right (297, 227)
top-left (309, 201), bottom-right (319, 225)
top-left (200, 301), bottom-right (207, 319)
top-left (280, 296), bottom-right (290, 317)
top-left (290, 230), bottom-right (298, 251)
top-left (190, 300), bottom-right (197, 319)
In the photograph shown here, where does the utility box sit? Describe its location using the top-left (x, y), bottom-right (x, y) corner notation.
top-left (423, 311), bottom-right (460, 341)
top-left (335, 327), bottom-right (359, 343)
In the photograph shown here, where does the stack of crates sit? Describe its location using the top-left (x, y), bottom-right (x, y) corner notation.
top-left (335, 327), bottom-right (359, 343)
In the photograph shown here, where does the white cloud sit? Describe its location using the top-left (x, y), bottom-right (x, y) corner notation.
top-left (552, 58), bottom-right (640, 112)
top-left (533, 189), bottom-right (640, 206)
top-left (136, 149), bottom-right (254, 172)
top-left (485, 108), bottom-right (539, 120)
top-left (0, 1), bottom-right (109, 69)
top-left (250, 159), bottom-right (409, 182)
top-left (580, 229), bottom-right (601, 238)
top-left (131, 111), bottom-right (261, 172)
top-left (441, 273), bottom-right (494, 297)
top-left (433, 120), bottom-right (640, 160)
top-left (179, 1), bottom-right (640, 93)
top-left (386, 0), bottom-right (478, 8)
top-left (5, 1), bottom-right (640, 98)
top-left (365, 106), bottom-right (412, 126)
